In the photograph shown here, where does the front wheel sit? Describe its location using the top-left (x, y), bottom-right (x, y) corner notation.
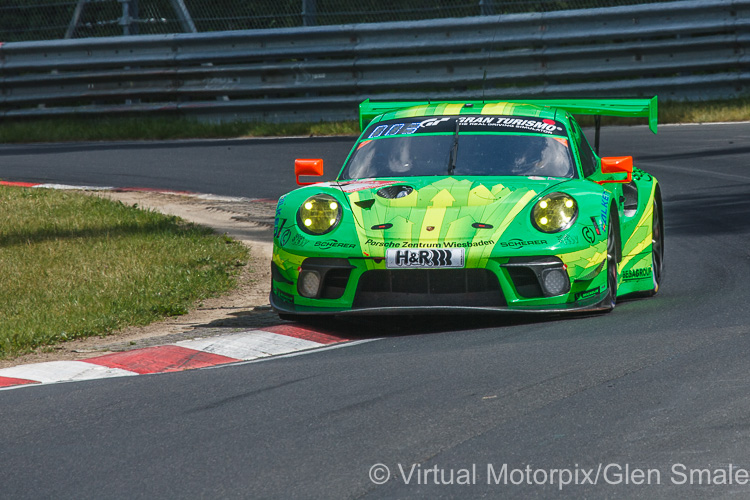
top-left (602, 212), bottom-right (619, 311)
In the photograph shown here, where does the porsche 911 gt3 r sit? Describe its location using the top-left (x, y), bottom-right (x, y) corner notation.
top-left (271, 98), bottom-right (663, 316)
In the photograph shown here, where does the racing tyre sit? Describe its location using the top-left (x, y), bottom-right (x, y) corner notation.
top-left (602, 212), bottom-right (619, 311)
top-left (647, 196), bottom-right (664, 296)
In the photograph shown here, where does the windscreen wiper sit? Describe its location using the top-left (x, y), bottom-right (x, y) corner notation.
top-left (447, 120), bottom-right (460, 175)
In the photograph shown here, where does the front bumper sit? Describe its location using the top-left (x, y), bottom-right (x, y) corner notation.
top-left (271, 245), bottom-right (610, 316)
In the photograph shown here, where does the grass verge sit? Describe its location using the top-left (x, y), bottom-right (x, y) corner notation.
top-left (0, 116), bottom-right (361, 143)
top-left (0, 187), bottom-right (248, 358)
top-left (0, 98), bottom-right (747, 143)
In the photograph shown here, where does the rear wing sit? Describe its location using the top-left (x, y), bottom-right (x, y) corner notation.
top-left (359, 97), bottom-right (658, 149)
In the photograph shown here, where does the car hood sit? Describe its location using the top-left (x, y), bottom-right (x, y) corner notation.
top-left (337, 176), bottom-right (568, 244)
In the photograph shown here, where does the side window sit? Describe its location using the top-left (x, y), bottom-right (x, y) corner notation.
top-left (573, 121), bottom-right (598, 178)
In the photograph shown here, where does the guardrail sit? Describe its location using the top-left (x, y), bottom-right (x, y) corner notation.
top-left (0, 0), bottom-right (748, 123)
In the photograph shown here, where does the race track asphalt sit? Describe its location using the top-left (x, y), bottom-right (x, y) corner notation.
top-left (1, 123), bottom-right (750, 498)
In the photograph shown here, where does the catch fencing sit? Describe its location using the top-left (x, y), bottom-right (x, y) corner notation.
top-left (0, 0), bottom-right (747, 123)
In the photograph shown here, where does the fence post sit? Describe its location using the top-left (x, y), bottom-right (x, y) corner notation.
top-left (170, 0), bottom-right (198, 33)
top-left (480, 0), bottom-right (494, 16)
top-left (303, 0), bottom-right (317, 26)
top-left (65, 0), bottom-right (86, 38)
top-left (118, 0), bottom-right (139, 36)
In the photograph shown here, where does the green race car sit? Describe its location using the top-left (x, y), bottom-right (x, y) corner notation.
top-left (271, 98), bottom-right (663, 316)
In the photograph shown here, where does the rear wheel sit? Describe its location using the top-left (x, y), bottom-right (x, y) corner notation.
top-left (648, 197), bottom-right (664, 295)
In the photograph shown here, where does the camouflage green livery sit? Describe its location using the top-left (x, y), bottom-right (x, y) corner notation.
top-left (271, 98), bottom-right (662, 315)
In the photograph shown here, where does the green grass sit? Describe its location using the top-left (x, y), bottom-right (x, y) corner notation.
top-left (0, 98), bottom-right (748, 142)
top-left (0, 187), bottom-right (248, 358)
top-left (0, 116), bottom-right (361, 143)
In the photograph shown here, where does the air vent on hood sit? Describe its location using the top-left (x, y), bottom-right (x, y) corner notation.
top-left (354, 199), bottom-right (375, 209)
top-left (377, 185), bottom-right (413, 199)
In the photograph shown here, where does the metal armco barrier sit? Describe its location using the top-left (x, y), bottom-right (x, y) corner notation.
top-left (0, 0), bottom-right (748, 123)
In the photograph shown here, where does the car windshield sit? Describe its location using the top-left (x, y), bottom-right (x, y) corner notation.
top-left (340, 115), bottom-right (575, 180)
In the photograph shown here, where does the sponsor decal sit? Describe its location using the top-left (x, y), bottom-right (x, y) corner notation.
top-left (362, 116), bottom-right (566, 139)
top-left (386, 248), bottom-right (465, 268)
top-left (366, 239), bottom-right (402, 248)
top-left (499, 238), bottom-right (547, 248)
top-left (274, 197), bottom-right (286, 233)
top-left (290, 234), bottom-right (308, 247)
top-left (600, 192), bottom-right (610, 230)
top-left (456, 116), bottom-right (562, 134)
top-left (456, 116), bottom-right (496, 125)
top-left (557, 233), bottom-right (579, 246)
top-left (314, 239), bottom-right (356, 250)
top-left (419, 117), bottom-right (451, 128)
top-left (582, 226), bottom-right (596, 244)
top-left (365, 239), bottom-right (495, 249)
top-left (273, 286), bottom-right (295, 304)
top-left (623, 267), bottom-right (652, 281)
top-left (274, 217), bottom-right (287, 240)
top-left (409, 240), bottom-right (494, 248)
top-left (444, 240), bottom-right (495, 248)
top-left (574, 287), bottom-right (600, 301)
top-left (280, 229), bottom-right (291, 247)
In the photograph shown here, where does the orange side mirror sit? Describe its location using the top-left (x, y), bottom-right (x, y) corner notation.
top-left (598, 156), bottom-right (633, 184)
top-left (295, 158), bottom-right (324, 186)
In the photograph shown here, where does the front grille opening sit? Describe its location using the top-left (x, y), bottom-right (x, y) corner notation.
top-left (392, 269), bottom-right (427, 293)
top-left (506, 267), bottom-right (544, 298)
top-left (354, 269), bottom-right (504, 308)
top-left (321, 268), bottom-right (351, 299)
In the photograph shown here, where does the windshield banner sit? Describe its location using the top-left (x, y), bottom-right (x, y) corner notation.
top-left (366, 116), bottom-right (566, 139)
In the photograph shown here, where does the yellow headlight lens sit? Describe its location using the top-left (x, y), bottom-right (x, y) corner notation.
top-left (297, 194), bottom-right (342, 235)
top-left (532, 192), bottom-right (578, 233)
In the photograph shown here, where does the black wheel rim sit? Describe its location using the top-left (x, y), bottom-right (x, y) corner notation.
top-left (607, 219), bottom-right (617, 306)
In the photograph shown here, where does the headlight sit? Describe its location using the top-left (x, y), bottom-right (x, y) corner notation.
top-left (531, 192), bottom-right (578, 233)
top-left (297, 194), bottom-right (342, 235)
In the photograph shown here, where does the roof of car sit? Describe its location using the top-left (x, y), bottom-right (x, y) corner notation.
top-left (374, 101), bottom-right (560, 124)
